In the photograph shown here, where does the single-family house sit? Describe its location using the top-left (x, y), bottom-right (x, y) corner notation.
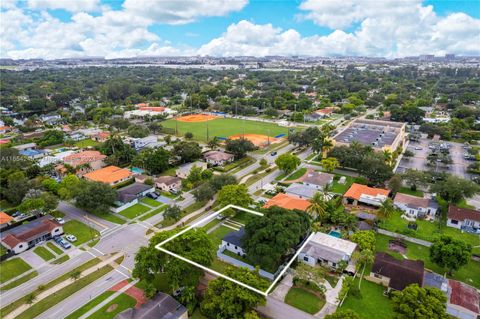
top-left (176, 161), bottom-right (207, 179)
top-left (91, 131), bottom-right (110, 143)
top-left (63, 150), bottom-right (106, 175)
top-left (203, 150), bottom-right (235, 166)
top-left (285, 183), bottom-right (318, 199)
top-left (0, 212), bottom-right (13, 230)
top-left (393, 193), bottom-right (439, 219)
top-left (0, 126), bottom-right (12, 134)
top-left (263, 193), bottom-right (311, 211)
top-left (19, 149), bottom-right (47, 159)
top-left (302, 171), bottom-right (334, 189)
top-left (114, 292), bottom-right (188, 319)
top-left (112, 182), bottom-right (155, 213)
top-left (222, 227), bottom-right (246, 257)
top-left (299, 232), bottom-right (357, 271)
top-left (446, 206), bottom-right (480, 233)
top-left (83, 166), bottom-right (133, 186)
top-left (370, 252), bottom-right (424, 291)
top-left (131, 135), bottom-right (162, 150)
top-left (343, 183), bottom-right (390, 207)
top-left (0, 217), bottom-right (63, 254)
top-left (447, 280), bottom-right (480, 319)
top-left (155, 176), bottom-right (182, 193)
top-left (13, 142), bottom-right (37, 152)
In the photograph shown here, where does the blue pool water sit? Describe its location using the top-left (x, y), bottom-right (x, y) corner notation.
top-left (328, 230), bottom-right (342, 238)
top-left (130, 167), bottom-right (144, 174)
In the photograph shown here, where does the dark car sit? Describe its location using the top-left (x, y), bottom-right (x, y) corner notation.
top-left (147, 192), bottom-right (159, 199)
top-left (53, 236), bottom-right (62, 244)
top-left (270, 151), bottom-right (277, 156)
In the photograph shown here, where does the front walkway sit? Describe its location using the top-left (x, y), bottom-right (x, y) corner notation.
top-left (270, 273), bottom-right (293, 300)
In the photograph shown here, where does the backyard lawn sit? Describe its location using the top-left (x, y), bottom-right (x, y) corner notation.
top-left (379, 212), bottom-right (480, 254)
top-left (63, 220), bottom-right (100, 246)
top-left (140, 197), bottom-right (162, 207)
top-left (284, 287), bottom-right (325, 314)
top-left (118, 203), bottom-right (151, 219)
top-left (330, 175), bottom-right (355, 194)
top-left (33, 246), bottom-right (55, 261)
top-left (87, 293), bottom-right (136, 319)
top-left (375, 233), bottom-right (480, 289)
top-left (208, 225), bottom-right (233, 247)
top-left (74, 139), bottom-right (100, 148)
top-left (339, 278), bottom-right (394, 319)
top-left (0, 258), bottom-right (32, 283)
top-left (398, 187), bottom-right (424, 197)
top-left (285, 168), bottom-right (307, 181)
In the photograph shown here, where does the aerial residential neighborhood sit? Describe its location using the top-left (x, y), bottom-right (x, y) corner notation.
top-left (0, 1), bottom-right (480, 319)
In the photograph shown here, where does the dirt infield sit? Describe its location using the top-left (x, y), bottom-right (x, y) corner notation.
top-left (229, 133), bottom-right (280, 147)
top-left (177, 114), bottom-right (218, 122)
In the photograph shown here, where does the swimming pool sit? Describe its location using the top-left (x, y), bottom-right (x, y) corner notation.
top-left (328, 230), bottom-right (342, 238)
top-left (130, 167), bottom-right (144, 174)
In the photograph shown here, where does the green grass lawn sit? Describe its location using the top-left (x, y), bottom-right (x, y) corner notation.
top-left (379, 212), bottom-right (480, 254)
top-left (0, 271), bottom-right (38, 290)
top-left (139, 205), bottom-right (166, 221)
top-left (375, 233), bottom-right (480, 289)
top-left (0, 258), bottom-right (32, 283)
top-left (63, 220), bottom-right (100, 246)
top-left (162, 117), bottom-right (293, 142)
top-left (15, 265), bottom-right (114, 319)
top-left (88, 293), bottom-right (136, 319)
top-left (140, 197), bottom-right (162, 207)
top-left (230, 211), bottom-right (254, 224)
top-left (46, 242), bottom-right (63, 255)
top-left (65, 291), bottom-right (114, 319)
top-left (285, 168), bottom-right (307, 181)
top-left (51, 255), bottom-right (70, 264)
top-left (208, 225), bottom-right (233, 247)
top-left (49, 211), bottom-right (65, 218)
top-left (245, 167), bottom-right (278, 186)
top-left (33, 246), bottom-right (55, 261)
top-left (118, 203), bottom-right (151, 219)
top-left (90, 211), bottom-right (126, 225)
top-left (330, 175), bottom-right (355, 194)
top-left (74, 139), bottom-right (100, 148)
top-left (339, 278), bottom-right (394, 319)
top-left (0, 245), bottom-right (7, 256)
top-left (398, 187), bottom-right (424, 197)
top-left (284, 287), bottom-right (325, 314)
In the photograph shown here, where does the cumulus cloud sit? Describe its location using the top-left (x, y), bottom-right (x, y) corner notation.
top-left (122, 0), bottom-right (248, 25)
top-left (27, 0), bottom-right (101, 12)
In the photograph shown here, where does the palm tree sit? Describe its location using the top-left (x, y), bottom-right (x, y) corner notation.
top-left (378, 198), bottom-right (395, 220)
top-left (383, 149), bottom-right (393, 166)
top-left (353, 249), bottom-right (375, 289)
top-left (70, 270), bottom-right (81, 282)
top-left (26, 293), bottom-right (36, 305)
top-left (321, 138), bottom-right (334, 157)
top-left (307, 192), bottom-right (328, 222)
top-left (207, 137), bottom-right (219, 150)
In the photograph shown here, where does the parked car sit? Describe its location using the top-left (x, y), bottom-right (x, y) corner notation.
top-left (414, 147), bottom-right (422, 150)
top-left (55, 217), bottom-right (65, 224)
top-left (53, 235), bottom-right (62, 244)
top-left (146, 192), bottom-right (159, 199)
top-left (170, 189), bottom-right (179, 195)
top-left (11, 211), bottom-right (20, 218)
top-left (59, 239), bottom-right (71, 249)
top-left (65, 234), bottom-right (77, 242)
top-left (216, 214), bottom-right (226, 220)
top-left (270, 151), bottom-right (277, 156)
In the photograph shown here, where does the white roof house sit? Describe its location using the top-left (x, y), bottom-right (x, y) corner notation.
top-left (176, 161), bottom-right (207, 179)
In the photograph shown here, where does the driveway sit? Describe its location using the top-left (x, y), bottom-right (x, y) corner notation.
top-left (19, 250), bottom-right (47, 269)
top-left (257, 297), bottom-right (316, 319)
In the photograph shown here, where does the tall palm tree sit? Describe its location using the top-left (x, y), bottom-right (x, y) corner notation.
top-left (378, 198), bottom-right (395, 220)
top-left (353, 249), bottom-right (375, 289)
top-left (383, 149), bottom-right (393, 166)
top-left (321, 138), bottom-right (334, 157)
top-left (307, 192), bottom-right (328, 222)
top-left (207, 137), bottom-right (219, 150)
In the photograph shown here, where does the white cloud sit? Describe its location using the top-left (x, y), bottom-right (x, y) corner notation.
top-left (122, 0), bottom-right (248, 25)
top-left (27, 0), bottom-right (101, 12)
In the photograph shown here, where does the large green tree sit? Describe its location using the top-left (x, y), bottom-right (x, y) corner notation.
top-left (172, 141), bottom-right (202, 163)
top-left (430, 175), bottom-right (479, 203)
top-left (429, 235), bottom-right (472, 275)
top-left (100, 135), bottom-right (136, 165)
top-left (225, 138), bottom-right (256, 158)
top-left (200, 267), bottom-right (267, 319)
top-left (391, 284), bottom-right (448, 319)
top-left (217, 184), bottom-right (253, 209)
top-left (133, 148), bottom-right (170, 175)
top-left (74, 181), bottom-right (117, 214)
top-left (275, 153), bottom-right (300, 174)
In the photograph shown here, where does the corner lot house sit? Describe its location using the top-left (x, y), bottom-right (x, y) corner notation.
top-left (393, 193), bottom-right (439, 219)
top-left (176, 161), bottom-right (207, 179)
top-left (299, 232), bottom-right (357, 271)
top-left (264, 193), bottom-right (311, 211)
top-left (222, 227), bottom-right (246, 257)
top-left (83, 166), bottom-right (133, 186)
top-left (115, 292), bottom-right (188, 319)
top-left (63, 150), bottom-right (106, 175)
top-left (370, 252), bottom-right (424, 291)
top-left (0, 217), bottom-right (63, 254)
top-left (155, 176), bottom-right (182, 193)
top-left (446, 206), bottom-right (480, 233)
top-left (112, 182), bottom-right (155, 213)
top-left (343, 183), bottom-right (390, 207)
top-left (203, 150), bottom-right (235, 166)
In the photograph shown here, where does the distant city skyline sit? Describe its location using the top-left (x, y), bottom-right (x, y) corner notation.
top-left (1, 0), bottom-right (479, 60)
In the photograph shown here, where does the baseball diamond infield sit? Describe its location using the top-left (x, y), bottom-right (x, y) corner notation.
top-left (229, 133), bottom-right (280, 147)
top-left (161, 117), bottom-right (295, 142)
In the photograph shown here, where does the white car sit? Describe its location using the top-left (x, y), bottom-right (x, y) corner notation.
top-left (65, 234), bottom-right (77, 242)
top-left (55, 217), bottom-right (65, 224)
top-left (414, 147), bottom-right (422, 150)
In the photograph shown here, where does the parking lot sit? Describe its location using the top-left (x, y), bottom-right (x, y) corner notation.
top-left (396, 136), bottom-right (473, 180)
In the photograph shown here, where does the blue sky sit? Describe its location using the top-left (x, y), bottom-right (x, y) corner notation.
top-left (1, 0), bottom-right (479, 59)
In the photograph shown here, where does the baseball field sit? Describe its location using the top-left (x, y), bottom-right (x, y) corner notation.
top-left (161, 115), bottom-right (294, 143)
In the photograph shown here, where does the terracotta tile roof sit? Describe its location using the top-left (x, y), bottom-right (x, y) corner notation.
top-left (316, 107), bottom-right (334, 115)
top-left (1, 218), bottom-right (61, 248)
top-left (93, 131), bottom-right (110, 139)
top-left (83, 166), bottom-right (133, 184)
top-left (448, 205), bottom-right (480, 223)
top-left (0, 212), bottom-right (13, 224)
top-left (372, 252), bottom-right (424, 291)
top-left (2, 234), bottom-right (22, 248)
top-left (449, 280), bottom-right (480, 314)
top-left (139, 106), bottom-right (165, 112)
top-left (344, 183), bottom-right (390, 201)
top-left (0, 140), bottom-right (10, 144)
top-left (0, 126), bottom-right (11, 131)
top-left (135, 103), bottom-right (149, 108)
top-left (63, 150), bottom-right (106, 167)
top-left (264, 193), bottom-right (311, 211)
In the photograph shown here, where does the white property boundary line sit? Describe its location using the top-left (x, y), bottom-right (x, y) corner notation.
top-left (155, 204), bottom-right (315, 297)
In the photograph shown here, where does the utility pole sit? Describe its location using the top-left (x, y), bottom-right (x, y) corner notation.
top-left (206, 118), bottom-right (209, 141)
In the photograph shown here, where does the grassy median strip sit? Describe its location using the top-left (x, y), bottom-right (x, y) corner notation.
top-left (46, 242), bottom-right (63, 255)
top-left (1, 271), bottom-right (38, 291)
top-left (33, 246), bottom-right (56, 261)
top-left (51, 255), bottom-right (70, 264)
top-left (64, 291), bottom-right (115, 319)
top-left (15, 264), bottom-right (114, 319)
